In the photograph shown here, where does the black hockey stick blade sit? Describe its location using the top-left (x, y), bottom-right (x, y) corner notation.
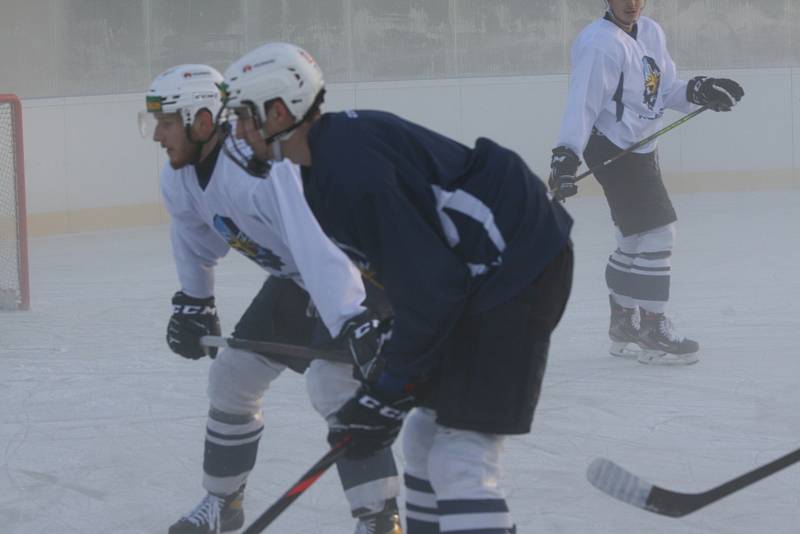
top-left (242, 438), bottom-right (351, 533)
top-left (587, 446), bottom-right (800, 518)
top-left (200, 335), bottom-right (351, 364)
top-left (575, 106), bottom-right (709, 183)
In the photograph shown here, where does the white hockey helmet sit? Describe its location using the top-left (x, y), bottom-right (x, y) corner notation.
top-left (221, 42), bottom-right (325, 135)
top-left (138, 64), bottom-right (224, 138)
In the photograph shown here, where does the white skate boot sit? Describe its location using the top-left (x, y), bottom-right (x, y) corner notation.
top-left (168, 485), bottom-right (245, 534)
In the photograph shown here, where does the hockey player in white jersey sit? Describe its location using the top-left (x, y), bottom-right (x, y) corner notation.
top-left (550, 0), bottom-right (744, 364)
top-left (139, 65), bottom-right (402, 534)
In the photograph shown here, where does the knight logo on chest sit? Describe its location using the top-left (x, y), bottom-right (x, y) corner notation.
top-left (641, 56), bottom-right (661, 111)
top-left (213, 215), bottom-right (286, 272)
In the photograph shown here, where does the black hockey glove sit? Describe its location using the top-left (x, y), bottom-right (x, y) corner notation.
top-left (549, 146), bottom-right (581, 201)
top-left (327, 383), bottom-right (415, 459)
top-left (166, 291), bottom-right (221, 360)
top-left (686, 76), bottom-right (744, 112)
top-left (339, 311), bottom-right (393, 383)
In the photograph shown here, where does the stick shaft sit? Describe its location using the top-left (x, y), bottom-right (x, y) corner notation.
top-left (576, 106), bottom-right (708, 182)
top-left (242, 440), bottom-right (350, 533)
top-left (200, 335), bottom-right (351, 364)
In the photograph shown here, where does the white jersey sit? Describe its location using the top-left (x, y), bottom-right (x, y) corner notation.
top-left (557, 15), bottom-right (698, 156)
top-left (160, 151), bottom-right (366, 337)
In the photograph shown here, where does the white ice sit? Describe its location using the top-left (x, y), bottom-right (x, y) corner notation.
top-left (1, 190), bottom-right (799, 533)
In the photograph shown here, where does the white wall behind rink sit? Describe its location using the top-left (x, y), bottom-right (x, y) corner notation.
top-left (21, 67), bottom-right (799, 237)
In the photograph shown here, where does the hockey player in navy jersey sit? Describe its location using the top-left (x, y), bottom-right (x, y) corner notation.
top-left (139, 65), bottom-right (402, 534)
top-left (219, 43), bottom-right (574, 534)
top-left (550, 0), bottom-right (744, 365)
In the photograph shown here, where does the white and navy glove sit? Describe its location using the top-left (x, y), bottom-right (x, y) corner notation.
top-left (166, 291), bottom-right (221, 359)
top-left (687, 76), bottom-right (744, 112)
top-left (339, 311), bottom-right (393, 383)
top-left (327, 382), bottom-right (415, 459)
top-left (549, 146), bottom-right (581, 201)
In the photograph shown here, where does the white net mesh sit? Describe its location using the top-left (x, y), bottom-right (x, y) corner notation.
top-left (0, 97), bottom-right (23, 310)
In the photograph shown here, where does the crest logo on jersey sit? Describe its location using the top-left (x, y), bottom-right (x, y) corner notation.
top-left (213, 216), bottom-right (286, 272)
top-left (641, 56), bottom-right (661, 111)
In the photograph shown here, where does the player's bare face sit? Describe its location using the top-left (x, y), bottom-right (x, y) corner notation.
top-left (608, 0), bottom-right (644, 30)
top-left (153, 113), bottom-right (193, 169)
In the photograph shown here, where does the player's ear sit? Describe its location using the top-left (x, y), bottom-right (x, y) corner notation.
top-left (265, 98), bottom-right (291, 123)
top-left (193, 109), bottom-right (215, 137)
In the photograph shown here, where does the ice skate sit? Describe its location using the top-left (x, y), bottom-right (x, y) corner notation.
top-left (168, 485), bottom-right (245, 534)
top-left (608, 295), bottom-right (642, 358)
top-left (354, 498), bottom-right (402, 534)
top-left (637, 311), bottom-right (699, 365)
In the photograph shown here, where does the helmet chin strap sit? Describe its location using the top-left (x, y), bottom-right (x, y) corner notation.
top-left (606, 9), bottom-right (639, 28)
top-left (254, 124), bottom-right (285, 163)
top-left (185, 114), bottom-right (217, 165)
top-left (258, 88), bottom-right (326, 159)
top-left (184, 126), bottom-right (205, 165)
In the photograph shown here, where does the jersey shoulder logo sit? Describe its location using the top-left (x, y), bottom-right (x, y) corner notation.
top-left (641, 56), bottom-right (662, 111)
top-left (213, 215), bottom-right (285, 272)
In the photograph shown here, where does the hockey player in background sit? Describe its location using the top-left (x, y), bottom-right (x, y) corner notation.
top-left (139, 65), bottom-right (402, 534)
top-left (549, 0), bottom-right (744, 365)
top-left (219, 42), bottom-right (574, 534)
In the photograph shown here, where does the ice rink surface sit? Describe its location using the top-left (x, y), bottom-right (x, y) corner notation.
top-left (2, 190), bottom-right (799, 533)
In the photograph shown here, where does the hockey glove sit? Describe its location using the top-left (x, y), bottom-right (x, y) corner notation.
top-left (166, 291), bottom-right (221, 360)
top-left (686, 76), bottom-right (744, 112)
top-left (549, 146), bottom-right (581, 201)
top-left (339, 311), bottom-right (393, 383)
top-left (327, 383), bottom-right (415, 459)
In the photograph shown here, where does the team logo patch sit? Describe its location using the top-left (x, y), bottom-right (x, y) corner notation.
top-left (213, 215), bottom-right (285, 271)
top-left (145, 95), bottom-right (163, 112)
top-left (641, 56), bottom-right (661, 111)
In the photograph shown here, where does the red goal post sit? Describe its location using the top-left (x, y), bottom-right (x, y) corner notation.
top-left (0, 94), bottom-right (29, 310)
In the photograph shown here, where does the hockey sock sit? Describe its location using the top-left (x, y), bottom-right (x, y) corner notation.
top-left (405, 473), bottom-right (440, 534)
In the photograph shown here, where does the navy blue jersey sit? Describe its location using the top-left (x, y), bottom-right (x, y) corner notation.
top-left (302, 110), bottom-right (572, 380)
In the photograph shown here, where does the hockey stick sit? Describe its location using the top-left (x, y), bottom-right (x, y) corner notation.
top-left (200, 335), bottom-right (351, 364)
top-left (587, 446), bottom-right (800, 518)
top-left (575, 105), bottom-right (709, 183)
top-left (242, 437), bottom-right (352, 533)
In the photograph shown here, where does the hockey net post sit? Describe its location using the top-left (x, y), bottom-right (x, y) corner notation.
top-left (0, 94), bottom-right (29, 311)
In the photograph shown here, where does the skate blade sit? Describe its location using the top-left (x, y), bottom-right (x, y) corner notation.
top-left (610, 341), bottom-right (641, 359)
top-left (637, 349), bottom-right (699, 366)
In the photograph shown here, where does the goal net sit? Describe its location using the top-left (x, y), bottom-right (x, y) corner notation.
top-left (0, 94), bottom-right (29, 310)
